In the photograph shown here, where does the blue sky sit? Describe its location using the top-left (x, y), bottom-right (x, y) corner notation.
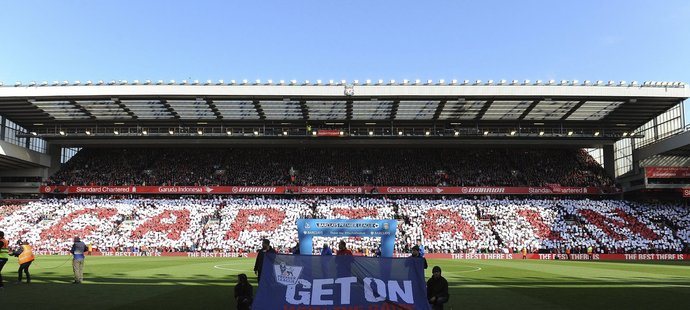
top-left (1, 0), bottom-right (689, 122)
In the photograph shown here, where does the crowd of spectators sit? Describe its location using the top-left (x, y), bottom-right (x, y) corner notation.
top-left (47, 148), bottom-right (614, 187)
top-left (1, 197), bottom-right (687, 254)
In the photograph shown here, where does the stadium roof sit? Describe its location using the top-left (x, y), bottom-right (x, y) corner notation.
top-left (0, 80), bottom-right (687, 145)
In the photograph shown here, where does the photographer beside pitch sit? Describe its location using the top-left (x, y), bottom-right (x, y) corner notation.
top-left (70, 237), bottom-right (89, 284)
top-left (0, 231), bottom-right (8, 288)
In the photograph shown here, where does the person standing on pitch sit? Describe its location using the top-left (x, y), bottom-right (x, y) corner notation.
top-left (70, 236), bottom-right (88, 284)
top-left (12, 240), bottom-right (34, 284)
top-left (0, 231), bottom-right (9, 288)
top-left (416, 238), bottom-right (425, 257)
top-left (427, 266), bottom-right (449, 310)
top-left (253, 239), bottom-right (275, 283)
top-left (234, 273), bottom-right (253, 310)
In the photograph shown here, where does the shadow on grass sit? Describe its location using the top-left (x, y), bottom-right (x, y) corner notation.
top-left (454, 286), bottom-right (690, 310)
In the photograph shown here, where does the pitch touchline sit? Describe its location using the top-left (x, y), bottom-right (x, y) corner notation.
top-left (213, 263), bottom-right (250, 272)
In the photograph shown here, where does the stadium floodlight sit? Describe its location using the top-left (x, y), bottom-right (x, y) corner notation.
top-left (132, 80), bottom-right (139, 85)
top-left (548, 80), bottom-right (555, 85)
top-left (427, 80), bottom-right (434, 85)
top-left (378, 80), bottom-right (384, 85)
top-left (226, 130), bottom-right (232, 135)
top-left (454, 131), bottom-right (459, 136)
top-left (142, 130), bottom-right (148, 135)
top-left (113, 130), bottom-right (119, 135)
top-left (279, 80), bottom-right (285, 85)
top-left (438, 79), bottom-right (445, 85)
top-left (474, 80), bottom-right (482, 85)
top-left (594, 131), bottom-right (600, 136)
top-left (390, 79), bottom-right (396, 85)
top-left (217, 80), bottom-right (224, 85)
top-left (283, 131), bottom-right (288, 136)
top-left (316, 80), bottom-right (322, 85)
top-left (29, 81), bottom-right (36, 86)
top-left (85, 130), bottom-right (91, 135)
top-left (290, 80), bottom-right (297, 85)
top-left (535, 80), bottom-right (542, 85)
top-left (523, 80), bottom-right (530, 85)
top-left (485, 80), bottom-right (492, 85)
top-left (352, 80), bottom-right (359, 85)
top-left (568, 131), bottom-right (573, 136)
top-left (596, 80), bottom-right (603, 86)
top-left (168, 129), bottom-right (174, 135)
top-left (51, 80), bottom-right (59, 86)
top-left (425, 131), bottom-right (430, 136)
top-left (484, 131), bottom-right (489, 135)
top-left (498, 79), bottom-right (506, 85)
top-left (339, 131), bottom-right (344, 136)
top-left (511, 80), bottom-right (518, 85)
top-left (59, 130), bottom-right (65, 136)
top-left (181, 80), bottom-right (188, 85)
top-left (143, 80), bottom-right (150, 85)
top-left (620, 81), bottom-right (626, 86)
top-left (607, 80), bottom-right (615, 86)
top-left (303, 80), bottom-right (310, 85)
top-left (205, 80), bottom-right (212, 85)
top-left (168, 80), bottom-right (175, 85)
top-left (402, 79), bottom-right (409, 85)
top-left (242, 79), bottom-right (248, 85)
top-left (328, 80), bottom-right (334, 85)
top-left (267, 80), bottom-right (273, 85)
top-left (450, 79), bottom-right (458, 85)
top-left (41, 81), bottom-right (48, 86)
top-left (61, 80), bottom-right (69, 86)
top-left (560, 80), bottom-right (568, 85)
top-left (510, 131), bottom-right (516, 136)
top-left (622, 132), bottom-right (628, 137)
top-left (84, 80), bottom-right (91, 85)
top-left (30, 132), bottom-right (37, 136)
top-left (73, 80), bottom-right (81, 86)
top-left (312, 131), bottom-right (317, 136)
top-left (571, 80), bottom-right (578, 85)
top-left (398, 131), bottom-right (403, 136)
top-left (539, 131), bottom-right (545, 136)
top-left (120, 80), bottom-right (128, 85)
top-left (198, 130), bottom-right (203, 135)
top-left (583, 80), bottom-right (590, 85)
top-left (254, 79), bottom-right (261, 85)
top-left (192, 80), bottom-right (199, 85)
top-left (156, 80), bottom-right (164, 85)
top-left (413, 79), bottom-right (420, 85)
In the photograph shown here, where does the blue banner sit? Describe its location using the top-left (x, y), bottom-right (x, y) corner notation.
top-left (297, 219), bottom-right (398, 257)
top-left (254, 253), bottom-right (430, 310)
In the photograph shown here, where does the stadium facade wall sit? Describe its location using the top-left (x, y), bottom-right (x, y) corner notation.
top-left (39, 185), bottom-right (617, 195)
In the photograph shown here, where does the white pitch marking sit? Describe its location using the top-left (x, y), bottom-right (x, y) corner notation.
top-left (213, 264), bottom-right (249, 272)
top-left (445, 266), bottom-right (482, 273)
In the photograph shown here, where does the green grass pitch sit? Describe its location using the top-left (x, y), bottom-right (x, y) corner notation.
top-left (1, 256), bottom-right (689, 309)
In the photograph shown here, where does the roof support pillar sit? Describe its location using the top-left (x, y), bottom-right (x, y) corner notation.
top-left (603, 144), bottom-right (615, 179)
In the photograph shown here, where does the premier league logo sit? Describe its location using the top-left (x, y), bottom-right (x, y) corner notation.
top-left (274, 262), bottom-right (303, 286)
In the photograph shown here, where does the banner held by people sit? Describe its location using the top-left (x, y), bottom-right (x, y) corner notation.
top-left (253, 253), bottom-right (430, 310)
